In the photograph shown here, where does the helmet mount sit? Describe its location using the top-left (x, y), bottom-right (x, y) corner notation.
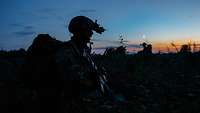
top-left (68, 16), bottom-right (105, 35)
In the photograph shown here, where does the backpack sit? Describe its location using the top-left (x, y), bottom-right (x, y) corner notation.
top-left (27, 34), bottom-right (63, 56)
top-left (24, 34), bottom-right (63, 84)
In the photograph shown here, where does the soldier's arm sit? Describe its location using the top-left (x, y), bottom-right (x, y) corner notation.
top-left (55, 48), bottom-right (82, 81)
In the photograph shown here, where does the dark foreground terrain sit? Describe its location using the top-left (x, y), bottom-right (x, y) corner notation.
top-left (1, 50), bottom-right (200, 113)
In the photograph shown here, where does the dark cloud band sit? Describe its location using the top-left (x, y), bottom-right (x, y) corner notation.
top-left (14, 31), bottom-right (35, 36)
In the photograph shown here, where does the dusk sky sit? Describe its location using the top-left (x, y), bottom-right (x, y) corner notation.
top-left (1, 0), bottom-right (200, 53)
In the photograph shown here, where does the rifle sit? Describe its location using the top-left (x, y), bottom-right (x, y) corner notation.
top-left (84, 52), bottom-right (113, 96)
top-left (84, 51), bottom-right (126, 103)
top-left (81, 42), bottom-right (126, 103)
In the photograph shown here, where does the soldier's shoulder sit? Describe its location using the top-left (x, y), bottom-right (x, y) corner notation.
top-left (62, 40), bottom-right (72, 47)
top-left (59, 40), bottom-right (74, 52)
top-left (55, 40), bottom-right (75, 58)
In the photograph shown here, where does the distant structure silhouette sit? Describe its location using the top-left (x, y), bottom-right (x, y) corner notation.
top-left (179, 44), bottom-right (191, 53)
top-left (137, 42), bottom-right (152, 56)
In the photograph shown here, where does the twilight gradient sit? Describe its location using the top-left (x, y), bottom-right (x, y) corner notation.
top-left (0, 0), bottom-right (200, 53)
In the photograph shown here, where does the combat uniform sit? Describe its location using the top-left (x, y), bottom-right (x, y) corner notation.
top-left (55, 37), bottom-right (98, 112)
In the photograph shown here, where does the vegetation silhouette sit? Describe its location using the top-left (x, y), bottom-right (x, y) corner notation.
top-left (104, 46), bottom-right (126, 56)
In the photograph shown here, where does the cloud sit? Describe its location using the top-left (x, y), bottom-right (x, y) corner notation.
top-left (24, 26), bottom-right (34, 29)
top-left (91, 39), bottom-right (122, 44)
top-left (11, 23), bottom-right (35, 36)
top-left (14, 31), bottom-right (35, 36)
top-left (93, 43), bottom-right (141, 50)
top-left (38, 8), bottom-right (59, 17)
top-left (0, 42), bottom-right (4, 49)
top-left (10, 23), bottom-right (34, 30)
top-left (127, 44), bottom-right (141, 48)
top-left (80, 9), bottom-right (97, 13)
top-left (39, 8), bottom-right (57, 13)
top-left (9, 23), bottom-right (24, 27)
top-left (37, 8), bottom-right (65, 21)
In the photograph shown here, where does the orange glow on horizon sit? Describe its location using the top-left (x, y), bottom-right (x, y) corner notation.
top-left (93, 38), bottom-right (200, 54)
top-left (127, 38), bottom-right (200, 53)
top-left (152, 39), bottom-right (200, 53)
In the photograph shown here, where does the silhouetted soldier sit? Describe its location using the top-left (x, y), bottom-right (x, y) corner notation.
top-left (55, 16), bottom-right (105, 112)
top-left (21, 16), bottom-right (105, 113)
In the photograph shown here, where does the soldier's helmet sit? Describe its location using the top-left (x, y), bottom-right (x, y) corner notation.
top-left (68, 16), bottom-right (105, 34)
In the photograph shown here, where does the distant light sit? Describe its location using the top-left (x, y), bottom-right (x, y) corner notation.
top-left (142, 34), bottom-right (146, 40)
